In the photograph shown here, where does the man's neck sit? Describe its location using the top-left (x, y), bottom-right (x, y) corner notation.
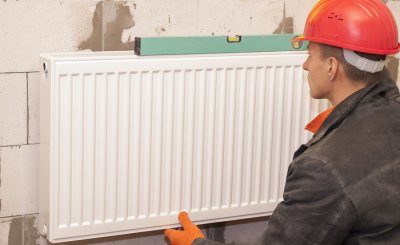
top-left (329, 79), bottom-right (368, 106)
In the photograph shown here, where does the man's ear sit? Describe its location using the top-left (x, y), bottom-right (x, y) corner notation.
top-left (326, 57), bottom-right (339, 81)
top-left (327, 57), bottom-right (339, 81)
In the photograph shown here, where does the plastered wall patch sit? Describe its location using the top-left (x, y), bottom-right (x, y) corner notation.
top-left (387, 57), bottom-right (399, 82)
top-left (79, 0), bottom-right (135, 51)
top-left (273, 1), bottom-right (294, 34)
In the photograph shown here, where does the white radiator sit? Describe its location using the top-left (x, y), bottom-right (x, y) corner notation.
top-left (39, 51), bottom-right (329, 243)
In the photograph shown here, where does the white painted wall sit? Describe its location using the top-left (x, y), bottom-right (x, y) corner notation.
top-left (0, 0), bottom-right (399, 244)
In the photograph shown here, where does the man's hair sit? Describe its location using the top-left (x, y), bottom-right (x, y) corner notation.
top-left (318, 43), bottom-right (389, 84)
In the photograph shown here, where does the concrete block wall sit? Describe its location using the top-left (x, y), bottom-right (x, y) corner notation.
top-left (0, 0), bottom-right (399, 244)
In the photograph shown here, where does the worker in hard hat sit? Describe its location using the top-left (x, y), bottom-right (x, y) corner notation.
top-left (164, 0), bottom-right (400, 244)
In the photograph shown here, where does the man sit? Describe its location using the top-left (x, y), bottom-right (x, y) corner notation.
top-left (164, 0), bottom-right (400, 244)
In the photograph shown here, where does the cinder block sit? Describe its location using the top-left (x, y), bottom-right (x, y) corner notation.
top-left (386, 1), bottom-right (400, 41)
top-left (0, 215), bottom-right (39, 245)
top-left (124, 0), bottom-right (197, 37)
top-left (397, 61), bottom-right (400, 84)
top-left (0, 145), bottom-right (39, 217)
top-left (7, 215), bottom-right (39, 245)
top-left (28, 73), bottom-right (41, 144)
top-left (284, 0), bottom-right (316, 33)
top-left (0, 0), bottom-right (99, 73)
top-left (0, 217), bottom-right (12, 245)
top-left (126, 0), bottom-right (283, 37)
top-left (0, 73), bottom-right (27, 146)
top-left (196, 0), bottom-right (282, 35)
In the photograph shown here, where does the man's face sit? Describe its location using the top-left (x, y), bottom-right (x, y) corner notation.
top-left (302, 42), bottom-right (333, 100)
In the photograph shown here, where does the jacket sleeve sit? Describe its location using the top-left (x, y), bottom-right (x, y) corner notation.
top-left (194, 156), bottom-right (357, 245)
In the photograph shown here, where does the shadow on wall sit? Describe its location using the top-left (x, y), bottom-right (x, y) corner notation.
top-left (78, 1), bottom-right (135, 51)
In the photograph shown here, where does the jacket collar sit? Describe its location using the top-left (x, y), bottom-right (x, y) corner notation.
top-left (305, 107), bottom-right (335, 134)
top-left (306, 79), bottom-right (400, 147)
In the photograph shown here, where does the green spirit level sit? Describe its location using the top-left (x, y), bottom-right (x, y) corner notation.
top-left (134, 34), bottom-right (307, 55)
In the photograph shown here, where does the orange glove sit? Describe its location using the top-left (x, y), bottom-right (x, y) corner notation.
top-left (164, 212), bottom-right (205, 245)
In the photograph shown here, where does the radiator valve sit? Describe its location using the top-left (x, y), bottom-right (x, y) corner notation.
top-left (39, 224), bottom-right (48, 236)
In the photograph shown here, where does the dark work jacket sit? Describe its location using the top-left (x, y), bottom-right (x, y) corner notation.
top-left (194, 79), bottom-right (400, 245)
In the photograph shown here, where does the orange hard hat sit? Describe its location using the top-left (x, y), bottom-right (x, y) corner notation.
top-left (292, 0), bottom-right (400, 55)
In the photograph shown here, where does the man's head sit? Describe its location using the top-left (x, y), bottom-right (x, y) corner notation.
top-left (318, 44), bottom-right (388, 85)
top-left (302, 42), bottom-right (390, 103)
top-left (293, 0), bottom-right (399, 104)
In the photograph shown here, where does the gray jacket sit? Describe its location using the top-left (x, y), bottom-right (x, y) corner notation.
top-left (194, 79), bottom-right (400, 245)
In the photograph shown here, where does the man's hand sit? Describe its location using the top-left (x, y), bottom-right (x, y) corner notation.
top-left (164, 212), bottom-right (205, 245)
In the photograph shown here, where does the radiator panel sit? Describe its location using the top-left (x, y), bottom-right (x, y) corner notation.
top-left (40, 52), bottom-right (329, 242)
